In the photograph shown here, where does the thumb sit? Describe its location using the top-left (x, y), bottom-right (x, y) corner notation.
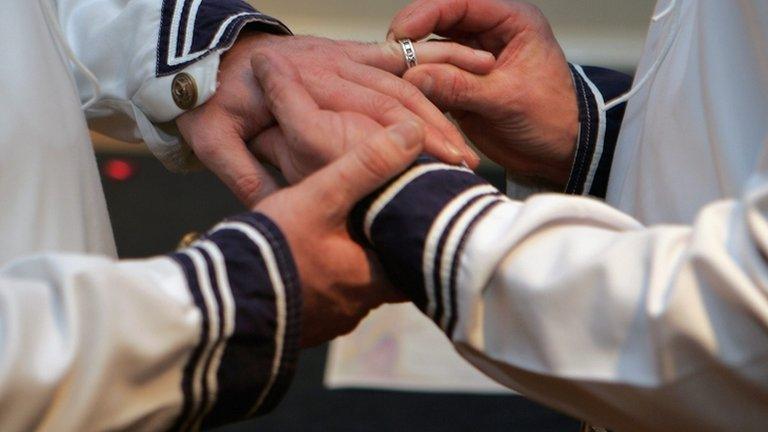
top-left (307, 121), bottom-right (424, 214)
top-left (403, 64), bottom-right (489, 113)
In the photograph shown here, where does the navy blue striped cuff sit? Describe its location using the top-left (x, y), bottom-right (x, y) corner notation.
top-left (157, 0), bottom-right (291, 77)
top-left (565, 64), bottom-right (632, 198)
top-left (169, 212), bottom-right (301, 430)
top-left (351, 156), bottom-right (509, 338)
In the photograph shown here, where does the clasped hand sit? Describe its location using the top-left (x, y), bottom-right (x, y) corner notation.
top-left (176, 32), bottom-right (495, 206)
top-left (176, 0), bottom-right (581, 347)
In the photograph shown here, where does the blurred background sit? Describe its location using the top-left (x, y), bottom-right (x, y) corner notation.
top-left (96, 1), bottom-right (655, 430)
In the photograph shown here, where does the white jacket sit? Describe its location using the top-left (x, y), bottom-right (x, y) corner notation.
top-left (0, 1), bottom-right (300, 430)
top-left (354, 0), bottom-right (768, 430)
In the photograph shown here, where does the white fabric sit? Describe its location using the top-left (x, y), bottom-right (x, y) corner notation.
top-left (1, 0), bottom-right (222, 265)
top-left (325, 303), bottom-right (510, 393)
top-left (0, 255), bottom-right (201, 431)
top-left (436, 0), bottom-right (768, 430)
top-left (0, 0), bottom-right (223, 429)
top-left (53, 0), bottom-right (220, 171)
top-left (329, 0), bottom-right (768, 407)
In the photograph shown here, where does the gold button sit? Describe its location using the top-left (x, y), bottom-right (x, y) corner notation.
top-left (171, 73), bottom-right (198, 110)
top-left (177, 231), bottom-right (201, 250)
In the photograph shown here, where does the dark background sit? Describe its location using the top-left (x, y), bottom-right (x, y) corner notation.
top-left (98, 152), bottom-right (579, 431)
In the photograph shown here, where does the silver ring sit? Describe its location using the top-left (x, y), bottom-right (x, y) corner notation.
top-left (399, 39), bottom-right (419, 69)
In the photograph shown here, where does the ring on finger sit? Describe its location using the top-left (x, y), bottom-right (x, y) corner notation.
top-left (398, 39), bottom-right (419, 69)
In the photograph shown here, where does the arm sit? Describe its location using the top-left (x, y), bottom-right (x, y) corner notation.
top-left (0, 213), bottom-right (300, 431)
top-left (353, 156), bottom-right (768, 431)
top-left (53, 0), bottom-right (488, 206)
top-left (0, 103), bottom-right (423, 431)
top-left (50, 0), bottom-right (287, 170)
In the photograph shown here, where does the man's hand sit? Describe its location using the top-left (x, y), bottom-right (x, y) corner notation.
top-left (253, 51), bottom-right (425, 345)
top-left (389, 0), bottom-right (579, 189)
top-left (176, 32), bottom-right (494, 206)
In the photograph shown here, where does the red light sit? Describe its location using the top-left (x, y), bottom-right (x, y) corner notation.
top-left (103, 159), bottom-right (137, 182)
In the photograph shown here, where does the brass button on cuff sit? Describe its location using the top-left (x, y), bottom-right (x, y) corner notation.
top-left (177, 231), bottom-right (201, 250)
top-left (171, 72), bottom-right (198, 110)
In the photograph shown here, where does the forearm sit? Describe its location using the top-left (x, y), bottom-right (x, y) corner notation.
top-left (0, 213), bottom-right (300, 431)
top-left (354, 157), bottom-right (768, 431)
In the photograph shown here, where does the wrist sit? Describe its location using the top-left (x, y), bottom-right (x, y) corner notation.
top-left (223, 31), bottom-right (284, 62)
top-left (517, 67), bottom-right (581, 189)
top-left (174, 30), bottom-right (287, 131)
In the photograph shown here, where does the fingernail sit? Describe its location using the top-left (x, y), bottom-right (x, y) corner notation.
top-left (474, 50), bottom-right (495, 62)
top-left (388, 121), bottom-right (423, 149)
top-left (386, 30), bottom-right (396, 41)
top-left (469, 148), bottom-right (481, 166)
top-left (445, 141), bottom-right (463, 158)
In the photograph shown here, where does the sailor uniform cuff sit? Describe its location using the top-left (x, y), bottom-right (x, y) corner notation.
top-left (137, 1), bottom-right (291, 123)
top-left (132, 1), bottom-right (291, 171)
top-left (565, 64), bottom-right (632, 198)
top-left (169, 212), bottom-right (301, 430)
top-left (351, 156), bottom-right (509, 333)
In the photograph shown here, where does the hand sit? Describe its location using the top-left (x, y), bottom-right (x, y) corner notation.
top-left (389, 0), bottom-right (579, 188)
top-left (253, 52), bottom-right (425, 344)
top-left (176, 32), bottom-right (494, 206)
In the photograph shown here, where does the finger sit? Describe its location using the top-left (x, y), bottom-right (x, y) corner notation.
top-left (339, 64), bottom-right (480, 167)
top-left (403, 63), bottom-right (491, 114)
top-left (347, 40), bottom-right (494, 76)
top-left (388, 0), bottom-right (529, 42)
top-left (307, 121), bottom-right (424, 212)
top-left (250, 126), bottom-right (328, 184)
top-left (412, 40), bottom-right (495, 74)
top-left (250, 126), bottom-right (284, 170)
top-left (308, 74), bottom-right (464, 165)
top-left (251, 49), bottom-right (327, 145)
top-left (191, 127), bottom-right (281, 207)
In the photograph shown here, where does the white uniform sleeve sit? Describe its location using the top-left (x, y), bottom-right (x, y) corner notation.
top-left (48, 0), bottom-right (289, 171)
top-left (0, 212), bottom-right (301, 432)
top-left (353, 156), bottom-right (768, 431)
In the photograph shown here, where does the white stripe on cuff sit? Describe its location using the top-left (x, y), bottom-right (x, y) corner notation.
top-left (572, 65), bottom-right (607, 195)
top-left (212, 222), bottom-right (288, 417)
top-left (438, 195), bottom-right (505, 331)
top-left (422, 184), bottom-right (499, 319)
top-left (364, 164), bottom-right (474, 241)
top-left (193, 240), bottom-right (237, 426)
top-left (180, 248), bottom-right (222, 430)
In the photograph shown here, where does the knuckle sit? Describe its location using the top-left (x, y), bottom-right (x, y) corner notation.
top-left (516, 2), bottom-right (547, 27)
top-left (521, 2), bottom-right (543, 16)
top-left (396, 80), bottom-right (423, 101)
top-left (252, 45), bottom-right (278, 60)
top-left (192, 138), bottom-right (224, 162)
top-left (445, 71), bottom-right (470, 105)
top-left (375, 96), bottom-right (407, 119)
top-left (355, 141), bottom-right (393, 179)
top-left (311, 69), bottom-right (337, 89)
top-left (233, 173), bottom-right (268, 205)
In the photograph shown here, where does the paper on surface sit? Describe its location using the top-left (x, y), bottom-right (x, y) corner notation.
top-left (325, 303), bottom-right (512, 393)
